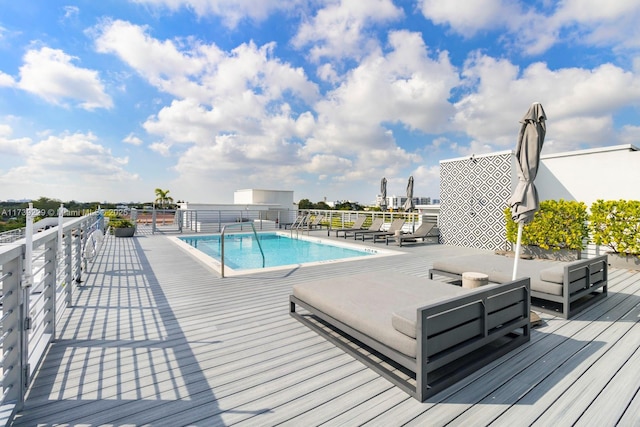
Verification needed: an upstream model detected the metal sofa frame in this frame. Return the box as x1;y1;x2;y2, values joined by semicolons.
429;255;608;319
290;278;530;401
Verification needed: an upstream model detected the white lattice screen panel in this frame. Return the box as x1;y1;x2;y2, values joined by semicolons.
439;153;513;251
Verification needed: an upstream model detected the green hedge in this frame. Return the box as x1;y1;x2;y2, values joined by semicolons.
109;219;134;228
590;199;640;256
504;199;589;251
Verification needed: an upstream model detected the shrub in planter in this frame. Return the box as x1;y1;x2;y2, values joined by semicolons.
110;219;136;237
504;199;589;256
590;199;640;261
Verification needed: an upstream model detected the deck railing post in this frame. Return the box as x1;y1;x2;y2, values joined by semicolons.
1;250;25;408
72;227;82;284
63;229;72;305
43;239;57;337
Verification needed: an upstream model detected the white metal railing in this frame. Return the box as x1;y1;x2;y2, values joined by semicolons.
0;204;103;425
133;208;438;236
0;229;25;245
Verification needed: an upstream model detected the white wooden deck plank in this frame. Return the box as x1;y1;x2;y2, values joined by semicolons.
413;272;640;426
10;232;640;426
232;370;381;426
573;329;640;426
616;386;640;426
276;380;398;426
530;319;640;425
316;388;409;427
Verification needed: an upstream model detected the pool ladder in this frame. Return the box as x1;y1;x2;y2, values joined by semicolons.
289;212;310;239
220;222;265;278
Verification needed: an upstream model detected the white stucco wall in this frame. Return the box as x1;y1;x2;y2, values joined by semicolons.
233;189;295;207
536;145;640;206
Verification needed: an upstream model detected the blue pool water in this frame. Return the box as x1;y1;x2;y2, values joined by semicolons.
179;233;373;270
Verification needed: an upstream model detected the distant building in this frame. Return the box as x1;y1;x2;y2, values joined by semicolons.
376;195;431;210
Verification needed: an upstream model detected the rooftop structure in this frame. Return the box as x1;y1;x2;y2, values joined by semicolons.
439;144;640;252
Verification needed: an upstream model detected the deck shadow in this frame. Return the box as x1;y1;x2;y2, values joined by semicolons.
11;235;233;425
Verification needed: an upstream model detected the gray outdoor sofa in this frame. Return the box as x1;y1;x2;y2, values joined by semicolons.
290;271;530;401
429;254;608;319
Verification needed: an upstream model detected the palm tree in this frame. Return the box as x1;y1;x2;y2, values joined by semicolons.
154;188;174;209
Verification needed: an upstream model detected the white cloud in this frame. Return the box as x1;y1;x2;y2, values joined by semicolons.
619;125;640;145
0;124;31;156
418;0;513;37
419;0;640;55
130;0;302;28
123;133;143;146
95;22;461;196
553;1;640;51
453;53;640;154
0;131;138;200
149;141;172;156
307;30;459;159
95;20;318;106
94;19;207;94
410;164;440;200
15;47;113;110
63;6;79;19
25;132;134;177
292;0;403;62
0;71;15;87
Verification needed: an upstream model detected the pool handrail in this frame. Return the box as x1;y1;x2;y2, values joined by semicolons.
220;222;265;278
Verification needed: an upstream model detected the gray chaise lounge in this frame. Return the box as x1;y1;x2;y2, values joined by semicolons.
386;222;440;246
429;254;608;319
348;218;383;239
331;215;366;237
290;271;530;401
370;218;406;242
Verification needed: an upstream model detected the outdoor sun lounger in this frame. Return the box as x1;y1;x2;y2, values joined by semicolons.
307;214;325;230
370;218;406;242
331;216;367;237
386;222;439;246
290;271;530;401
429;253;608;319
284;214;307;229
350;218;384;240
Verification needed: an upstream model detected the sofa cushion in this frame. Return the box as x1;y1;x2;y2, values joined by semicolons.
432;254;564;296
539;264;566;284
293;271;470;358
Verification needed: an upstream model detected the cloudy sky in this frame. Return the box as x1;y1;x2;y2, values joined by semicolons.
1;1;640;204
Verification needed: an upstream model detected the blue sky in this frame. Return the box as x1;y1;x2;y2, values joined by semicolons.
1;0;639;204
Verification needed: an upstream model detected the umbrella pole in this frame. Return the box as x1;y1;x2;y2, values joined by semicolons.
512;222;523;280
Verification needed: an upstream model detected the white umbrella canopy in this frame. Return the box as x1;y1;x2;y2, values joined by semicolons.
509;102;547;279
403;176;415;212
380;177;387;211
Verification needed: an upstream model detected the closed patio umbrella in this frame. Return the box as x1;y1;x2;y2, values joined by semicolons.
509;102;547;280
403;176;414;212
380;177;387;211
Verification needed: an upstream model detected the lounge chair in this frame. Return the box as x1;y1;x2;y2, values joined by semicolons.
290;271;530;401
307;214;326;230
386;222;439;246
429;253;608;319
331;216;367;237
350;218;384;240
370;218;406;242
284;214;308;229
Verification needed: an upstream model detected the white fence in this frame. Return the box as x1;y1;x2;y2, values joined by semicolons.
0;207;103;425
131;208;437;235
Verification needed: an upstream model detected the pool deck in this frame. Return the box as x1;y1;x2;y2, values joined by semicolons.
10;230;640;426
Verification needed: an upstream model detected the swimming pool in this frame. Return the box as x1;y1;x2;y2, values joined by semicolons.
171;232;399;275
